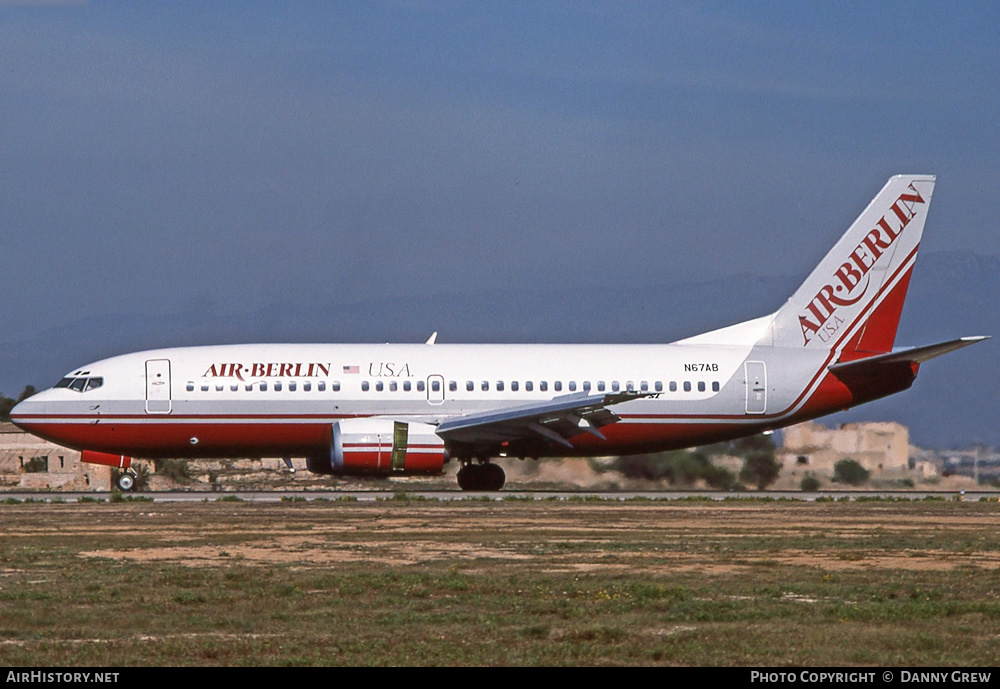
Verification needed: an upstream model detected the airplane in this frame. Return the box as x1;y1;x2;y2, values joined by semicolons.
10;174;987;491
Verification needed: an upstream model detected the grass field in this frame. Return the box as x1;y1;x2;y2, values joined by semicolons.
1;497;999;666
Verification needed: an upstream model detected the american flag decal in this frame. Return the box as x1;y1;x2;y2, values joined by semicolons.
343;365;359;374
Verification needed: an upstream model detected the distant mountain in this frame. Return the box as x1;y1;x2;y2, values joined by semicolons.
1;251;995;448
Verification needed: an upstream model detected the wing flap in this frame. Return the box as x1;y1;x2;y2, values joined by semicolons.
435;392;648;448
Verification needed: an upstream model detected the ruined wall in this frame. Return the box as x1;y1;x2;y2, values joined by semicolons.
0;423;110;490
780;421;910;475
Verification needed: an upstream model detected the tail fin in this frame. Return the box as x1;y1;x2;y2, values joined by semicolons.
766;174;936;355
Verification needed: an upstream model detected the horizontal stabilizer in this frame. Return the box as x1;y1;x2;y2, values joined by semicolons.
829;336;989;376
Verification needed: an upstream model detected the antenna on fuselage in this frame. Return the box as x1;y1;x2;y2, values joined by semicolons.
425;332;438;345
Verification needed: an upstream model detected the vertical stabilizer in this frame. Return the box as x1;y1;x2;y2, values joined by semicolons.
766;175;935;356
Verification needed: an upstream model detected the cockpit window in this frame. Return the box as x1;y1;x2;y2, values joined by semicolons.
59;376;104;393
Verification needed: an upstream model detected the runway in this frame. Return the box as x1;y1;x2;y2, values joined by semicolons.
3;488;998;503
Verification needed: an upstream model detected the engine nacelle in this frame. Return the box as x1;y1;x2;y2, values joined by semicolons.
81;450;133;469
309;419;446;476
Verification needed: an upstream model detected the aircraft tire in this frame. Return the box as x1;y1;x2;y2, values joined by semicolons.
457;463;505;491
484;463;506;491
117;473;134;492
456;464;477;491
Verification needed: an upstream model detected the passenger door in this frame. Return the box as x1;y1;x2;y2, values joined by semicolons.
744;361;766;414
145;359;172;414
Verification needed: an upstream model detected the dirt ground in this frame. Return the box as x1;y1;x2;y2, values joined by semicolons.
4;498;1000;666
6;499;998;573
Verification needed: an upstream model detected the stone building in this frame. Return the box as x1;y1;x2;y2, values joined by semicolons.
0;422;111;490
779;421;910;480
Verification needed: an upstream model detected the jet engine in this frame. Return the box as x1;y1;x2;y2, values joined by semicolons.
306;419;446;475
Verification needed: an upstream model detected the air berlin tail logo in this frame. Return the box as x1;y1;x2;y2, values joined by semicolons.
799;184;926;346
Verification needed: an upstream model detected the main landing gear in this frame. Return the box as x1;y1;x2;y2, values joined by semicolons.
456;461;506;492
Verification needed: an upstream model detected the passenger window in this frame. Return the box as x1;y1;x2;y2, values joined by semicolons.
683;381;691;392
245;384;253;392
525;381;533;392
186;383;195;392
274;382;282;391
496;381;504;392
712;381;720;392
390;381;398;392
568;381;576;392
640;381;648;392
260;382;268;391
511;381;519;392
554;381;562;392
417;381;425;392
698;381;706;392
449;381;457;392
362;381;370;391
403;381;411;392
669;381;677;392
540;381;548;392
582;381;590;392
289;382;297;392
597;381;605;392
466;381;474;392
304;381;312;392
482;381;489;391
431;380;440;392
201;384;209;392
612;381;620;392
655;381;663;392
216;385;223;392
626;381;635;392
376;381;384;392
230;384;238;392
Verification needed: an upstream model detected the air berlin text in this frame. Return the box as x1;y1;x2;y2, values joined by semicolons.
201;363;332;381
799;184;926;346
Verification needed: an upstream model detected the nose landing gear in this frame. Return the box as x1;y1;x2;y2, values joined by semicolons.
456;461;506;491
117;469;137;492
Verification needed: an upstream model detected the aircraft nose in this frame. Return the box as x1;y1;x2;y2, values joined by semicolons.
10;400;28;429
9;397;43;431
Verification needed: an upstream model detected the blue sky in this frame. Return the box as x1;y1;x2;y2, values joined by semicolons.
2;1;998;345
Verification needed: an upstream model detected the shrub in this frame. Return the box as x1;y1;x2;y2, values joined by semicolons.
611;450;736;489
22;457;48;473
800;475;821;491
735;434;781;490
740;451;781;490
832;459;870;486
159;459;191;483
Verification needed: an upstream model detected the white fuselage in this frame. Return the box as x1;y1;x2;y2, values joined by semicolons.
10;340;837;462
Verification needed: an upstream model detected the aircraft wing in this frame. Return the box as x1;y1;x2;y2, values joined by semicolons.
435;391;650;449
829;336;989;376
